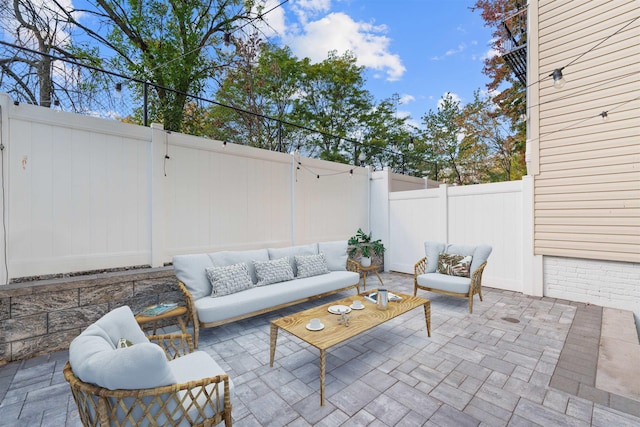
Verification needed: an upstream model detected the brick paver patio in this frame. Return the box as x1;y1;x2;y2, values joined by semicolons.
1;272;638;426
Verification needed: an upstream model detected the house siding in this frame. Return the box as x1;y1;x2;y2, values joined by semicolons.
533;0;640;263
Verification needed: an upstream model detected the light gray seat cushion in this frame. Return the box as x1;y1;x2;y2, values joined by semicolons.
194;270;359;324
169;350;234;421
416;272;471;294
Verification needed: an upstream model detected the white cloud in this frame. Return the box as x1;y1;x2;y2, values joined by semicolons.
265;4;406;82
482;48;500;60
445;43;466;56
399;94;415;105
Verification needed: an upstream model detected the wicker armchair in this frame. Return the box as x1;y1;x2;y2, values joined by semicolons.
65;307;232;426
414;241;492;313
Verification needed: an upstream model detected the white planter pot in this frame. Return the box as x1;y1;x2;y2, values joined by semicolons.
360;257;371;267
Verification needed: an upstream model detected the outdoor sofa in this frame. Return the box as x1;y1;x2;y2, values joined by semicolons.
174;241;360;347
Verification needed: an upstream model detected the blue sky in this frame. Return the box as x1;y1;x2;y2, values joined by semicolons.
259;0;498;128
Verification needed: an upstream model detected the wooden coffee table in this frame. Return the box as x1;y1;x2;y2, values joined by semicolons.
269;289;430;405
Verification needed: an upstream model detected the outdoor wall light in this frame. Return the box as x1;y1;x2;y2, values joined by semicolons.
550;68;566;89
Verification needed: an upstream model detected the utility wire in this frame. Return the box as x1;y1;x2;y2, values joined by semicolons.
526;15;639;89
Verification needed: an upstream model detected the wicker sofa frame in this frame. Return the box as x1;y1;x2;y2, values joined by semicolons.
64;334;232;427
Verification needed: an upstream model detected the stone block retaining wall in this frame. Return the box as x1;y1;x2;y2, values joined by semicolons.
0;267;180;363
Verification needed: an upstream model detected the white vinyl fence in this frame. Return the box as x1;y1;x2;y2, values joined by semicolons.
372;170;527;293
0;94;369;282
0;92;528;293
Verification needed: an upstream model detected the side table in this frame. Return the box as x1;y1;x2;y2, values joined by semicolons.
357;263;383;291
135;305;188;336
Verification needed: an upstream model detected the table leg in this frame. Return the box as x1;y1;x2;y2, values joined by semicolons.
374;271;383;286
320;349;326;406
423;302;431;337
269;324;279;367
362;271;367;291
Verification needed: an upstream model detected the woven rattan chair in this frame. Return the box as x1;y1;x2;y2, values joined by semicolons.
414;241;492;313
65;307;232;426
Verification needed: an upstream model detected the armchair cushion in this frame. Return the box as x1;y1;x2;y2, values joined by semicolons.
437;253;472;277
424;241;446;273
169;350;235;418
69;306;176;390
417;272;472;294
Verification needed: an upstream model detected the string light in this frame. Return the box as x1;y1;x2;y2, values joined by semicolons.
550;68;566;89
600;111;608;122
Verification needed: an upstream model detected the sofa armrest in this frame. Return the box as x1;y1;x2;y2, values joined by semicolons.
177;280;201;348
470;261;487;295
414;257;426;277
148;333;194;359
346;258;359;272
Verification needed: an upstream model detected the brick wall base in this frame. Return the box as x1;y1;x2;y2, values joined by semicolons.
543;256;640;336
0;267;180;364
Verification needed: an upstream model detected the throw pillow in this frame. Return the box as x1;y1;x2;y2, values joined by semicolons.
295;253;330;278
437;253;473;277
253;257;294;286
206;263;254;297
117;338;134;348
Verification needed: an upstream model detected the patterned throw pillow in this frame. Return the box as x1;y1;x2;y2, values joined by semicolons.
437;253;473;277
295;253;330;278
253;257;294;286
206;263;254;297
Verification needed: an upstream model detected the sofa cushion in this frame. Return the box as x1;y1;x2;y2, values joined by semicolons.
206;263;254;297
318;240;348;271
209;249;270;284
295;253;330;278
69;306;176;390
416;272;471;295
268;244;318;276
424;241;446;273
194;271;359;324
437;253;472;277
254;257;294;286
173;254;216;300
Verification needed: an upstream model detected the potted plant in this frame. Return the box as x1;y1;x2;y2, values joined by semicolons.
348;228;385;267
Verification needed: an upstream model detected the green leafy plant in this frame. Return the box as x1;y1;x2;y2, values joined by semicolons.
348;228;385;258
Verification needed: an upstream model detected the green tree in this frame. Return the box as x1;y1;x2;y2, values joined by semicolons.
461;90;525;181
57;0;259;132
291;50;374;163
211;36;302;151
471;0;526;173
421;93;487;185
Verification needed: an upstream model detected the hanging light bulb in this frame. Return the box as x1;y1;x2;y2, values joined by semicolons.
223;33;231;46
600;111;608;122
114;82;123;99
550;68;566;89
519;111;527;122
408;137;415;151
